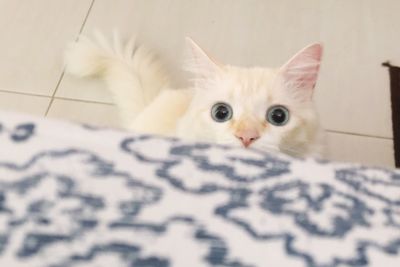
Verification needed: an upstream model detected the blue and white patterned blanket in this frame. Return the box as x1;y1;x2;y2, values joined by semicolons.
0;111;399;267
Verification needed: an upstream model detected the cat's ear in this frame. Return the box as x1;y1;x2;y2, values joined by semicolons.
184;37;223;81
279;43;323;101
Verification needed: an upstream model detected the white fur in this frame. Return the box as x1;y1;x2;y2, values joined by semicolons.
65;31;170;126
65;33;324;158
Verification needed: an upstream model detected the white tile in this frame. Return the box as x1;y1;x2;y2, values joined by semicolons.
316;0;400;138
325;131;395;168
46;99;120;128
56;75;113;104
57;0;320;101
0;0;93;96
0;91;50;115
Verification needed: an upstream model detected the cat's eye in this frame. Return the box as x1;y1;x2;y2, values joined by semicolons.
211;103;233;122
266;105;290;126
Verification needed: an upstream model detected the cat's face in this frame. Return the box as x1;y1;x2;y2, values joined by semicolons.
180;39;323;157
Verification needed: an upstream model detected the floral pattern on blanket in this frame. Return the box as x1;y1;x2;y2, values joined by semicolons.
0;112;399;267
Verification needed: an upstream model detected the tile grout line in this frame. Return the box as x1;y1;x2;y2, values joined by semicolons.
45;0;97;116
54;97;114;106
44;72;65;116
0;88;113;105
0;89;50;98
326;129;393;140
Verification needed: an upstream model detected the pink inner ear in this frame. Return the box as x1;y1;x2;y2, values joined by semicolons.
281;43;323;98
184;37;222;78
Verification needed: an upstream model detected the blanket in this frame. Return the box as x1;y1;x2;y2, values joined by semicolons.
0;111;399;267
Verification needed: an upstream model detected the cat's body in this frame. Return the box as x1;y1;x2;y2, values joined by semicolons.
65;32;324;157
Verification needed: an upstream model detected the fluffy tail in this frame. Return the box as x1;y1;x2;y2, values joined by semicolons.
64;31;170;125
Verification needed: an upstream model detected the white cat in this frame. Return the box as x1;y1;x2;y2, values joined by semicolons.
65;32;324;157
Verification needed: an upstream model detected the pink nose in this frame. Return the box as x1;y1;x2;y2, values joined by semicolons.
235;129;260;148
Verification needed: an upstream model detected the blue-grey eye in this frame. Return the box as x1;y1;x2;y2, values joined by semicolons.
211;103;233;122
267;105;289;126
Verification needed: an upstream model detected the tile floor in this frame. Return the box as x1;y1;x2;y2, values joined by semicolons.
0;0;396;168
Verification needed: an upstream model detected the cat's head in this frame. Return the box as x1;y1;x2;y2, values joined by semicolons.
179;38;323;157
